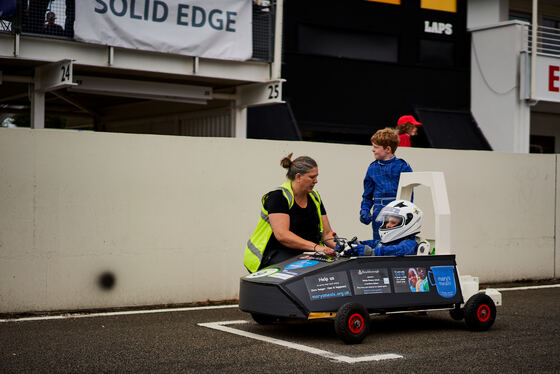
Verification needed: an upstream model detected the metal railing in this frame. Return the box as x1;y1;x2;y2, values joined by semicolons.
0;0;276;62
527;24;560;57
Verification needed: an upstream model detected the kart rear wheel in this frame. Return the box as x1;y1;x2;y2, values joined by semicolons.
251;313;276;325
464;293;496;331
334;303;369;344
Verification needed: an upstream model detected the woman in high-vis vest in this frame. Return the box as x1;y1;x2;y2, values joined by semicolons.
244;153;338;273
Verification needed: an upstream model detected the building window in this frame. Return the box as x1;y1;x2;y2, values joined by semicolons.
542;18;560;55
509;11;531;23
297;24;398;63
418;39;454;67
543;18;560;29
530;135;555;154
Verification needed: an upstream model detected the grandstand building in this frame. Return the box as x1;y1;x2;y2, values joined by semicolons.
1;0;559;152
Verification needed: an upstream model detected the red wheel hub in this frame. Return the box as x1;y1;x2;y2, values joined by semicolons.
348;313;364;334
477;304;491;322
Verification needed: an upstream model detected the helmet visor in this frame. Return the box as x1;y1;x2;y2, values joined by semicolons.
376;206;404;230
378;214;403;230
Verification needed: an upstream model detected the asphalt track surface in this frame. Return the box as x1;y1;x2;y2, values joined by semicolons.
1;285;559;373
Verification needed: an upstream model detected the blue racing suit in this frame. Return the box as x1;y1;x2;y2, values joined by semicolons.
360;156;412;241
360;237;418;256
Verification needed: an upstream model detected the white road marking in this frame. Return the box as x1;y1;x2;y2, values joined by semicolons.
0;304;239;323
493;284;560;292
1;283;558;323
198;320;403;364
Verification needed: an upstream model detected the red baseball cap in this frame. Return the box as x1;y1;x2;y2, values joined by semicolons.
397;115;422;126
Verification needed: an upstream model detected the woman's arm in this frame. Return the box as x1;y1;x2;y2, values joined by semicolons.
269;213;336;256
320;214;336;249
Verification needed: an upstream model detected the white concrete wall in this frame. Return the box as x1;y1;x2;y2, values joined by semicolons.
0;129;558;313
467;0;509;29
470;22;531;153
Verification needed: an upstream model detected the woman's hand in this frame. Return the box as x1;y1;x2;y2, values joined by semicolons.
314;245;336;257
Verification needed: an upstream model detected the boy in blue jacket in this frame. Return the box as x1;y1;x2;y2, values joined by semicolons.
360;128;413;241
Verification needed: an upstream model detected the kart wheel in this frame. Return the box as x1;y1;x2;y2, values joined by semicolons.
464;293;496;331
251;313;276;325
334;303;369;344
449;306;464;321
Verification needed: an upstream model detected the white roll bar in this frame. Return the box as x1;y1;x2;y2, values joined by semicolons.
396;172;451;255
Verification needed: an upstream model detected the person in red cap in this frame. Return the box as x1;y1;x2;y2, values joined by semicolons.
396;115;422;147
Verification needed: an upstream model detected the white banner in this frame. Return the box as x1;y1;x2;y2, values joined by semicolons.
75;0;252;61
536;55;560;103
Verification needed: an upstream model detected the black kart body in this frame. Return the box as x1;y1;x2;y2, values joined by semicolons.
239;253;463;319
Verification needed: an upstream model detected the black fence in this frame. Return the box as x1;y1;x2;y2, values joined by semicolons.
252;0;276;62
0;0;275;62
0;0;73;37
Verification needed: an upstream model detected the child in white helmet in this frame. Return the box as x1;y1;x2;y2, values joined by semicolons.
352;200;422;256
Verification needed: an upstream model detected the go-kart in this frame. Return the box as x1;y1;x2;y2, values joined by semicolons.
239;172;502;344
239;235;500;344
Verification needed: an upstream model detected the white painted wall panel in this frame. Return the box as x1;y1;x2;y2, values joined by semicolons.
0;129;557;313
470;22;531;153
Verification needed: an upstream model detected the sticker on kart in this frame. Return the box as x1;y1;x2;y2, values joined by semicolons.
245;267;280;279
350;268;391;295
304;271;351;300
285;260;319;270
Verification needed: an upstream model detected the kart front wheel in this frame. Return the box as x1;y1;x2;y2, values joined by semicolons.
334;303;370;344
464;293;496;331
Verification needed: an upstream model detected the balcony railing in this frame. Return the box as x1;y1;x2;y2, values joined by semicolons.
527;24;560;57
0;0;276;62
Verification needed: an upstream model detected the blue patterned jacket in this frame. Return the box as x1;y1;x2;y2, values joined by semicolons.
361;237;418;256
360;156;412;215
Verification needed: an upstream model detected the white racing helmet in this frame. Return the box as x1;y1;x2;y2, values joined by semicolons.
375;200;423;243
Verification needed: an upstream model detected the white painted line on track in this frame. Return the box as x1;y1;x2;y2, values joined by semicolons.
2;283;558;323
198;320;403;364
0;304;239;323
493;284;560;292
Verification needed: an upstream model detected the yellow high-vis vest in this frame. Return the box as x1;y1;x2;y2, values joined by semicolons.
244;181;324;273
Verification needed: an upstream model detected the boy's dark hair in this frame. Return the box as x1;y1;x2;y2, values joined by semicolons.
371;128;399;154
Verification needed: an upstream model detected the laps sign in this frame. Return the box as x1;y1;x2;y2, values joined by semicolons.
75;0;252;61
